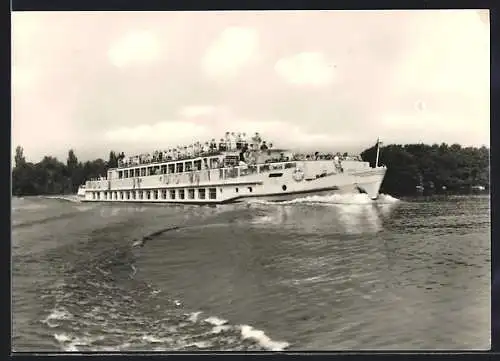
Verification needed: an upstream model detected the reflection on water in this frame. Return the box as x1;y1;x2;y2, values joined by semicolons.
248;193;400;236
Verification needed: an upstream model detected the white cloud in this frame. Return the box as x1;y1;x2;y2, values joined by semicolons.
202;26;260;79
384;10;490;147
274;52;335;86
104;121;207;146
178;105;217;118
380;111;489;146
394;11;489;97
101;107;351;153
107;30;161;68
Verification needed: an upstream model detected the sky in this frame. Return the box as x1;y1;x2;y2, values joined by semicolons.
12;10;490;162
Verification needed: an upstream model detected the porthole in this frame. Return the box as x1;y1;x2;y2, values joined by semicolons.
282;185;287;191
248;187;253;193
235;187;239;193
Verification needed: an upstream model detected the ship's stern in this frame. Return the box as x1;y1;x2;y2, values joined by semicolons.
77;185;86;199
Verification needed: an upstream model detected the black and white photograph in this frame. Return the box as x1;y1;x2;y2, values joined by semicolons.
12;10;490;352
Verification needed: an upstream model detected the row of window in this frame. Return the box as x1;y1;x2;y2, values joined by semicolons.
91;188;219;201
115;162;297;179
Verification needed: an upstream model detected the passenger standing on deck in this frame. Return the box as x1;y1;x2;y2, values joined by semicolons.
226;132;231;150
230;132;236;150
252;132;262;149
241;132;248;149
239;148;246;162
236;133;242;150
224;132;231;150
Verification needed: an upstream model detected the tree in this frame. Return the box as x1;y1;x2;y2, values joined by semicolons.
66;149;80;192
67;149;78;172
108;151;118;169
14;146;25;168
361;142;490;196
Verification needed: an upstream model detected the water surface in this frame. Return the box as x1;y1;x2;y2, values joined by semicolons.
12;194;490;351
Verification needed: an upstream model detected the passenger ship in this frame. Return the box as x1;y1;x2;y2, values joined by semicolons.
78;134;387;204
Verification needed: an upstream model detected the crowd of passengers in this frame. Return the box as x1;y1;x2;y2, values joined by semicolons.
115;131;361;168
118;132;268;167
272;152;361;163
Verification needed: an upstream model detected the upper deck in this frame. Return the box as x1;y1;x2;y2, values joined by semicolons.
85;131;366;189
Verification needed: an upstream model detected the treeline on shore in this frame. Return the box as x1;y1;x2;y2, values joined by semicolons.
360;142;489;196
11;143;489;197
12;146;122;196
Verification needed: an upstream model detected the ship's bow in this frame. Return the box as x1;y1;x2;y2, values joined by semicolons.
355;166;387;200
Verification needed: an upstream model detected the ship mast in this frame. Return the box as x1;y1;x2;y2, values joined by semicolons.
375;138;381;168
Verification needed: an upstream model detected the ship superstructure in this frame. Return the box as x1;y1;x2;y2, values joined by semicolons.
78;133;386;204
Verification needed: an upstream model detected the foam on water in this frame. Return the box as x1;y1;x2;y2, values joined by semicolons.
42;195;82;203
240;325;290;351
250;193;399;207
211;325;232;334
187;311;202;323
141;335;164;343
183;311;289;351
377;193;400;204
33;206;292;352
191;341;213;349
204;316;228;326
54;333;71;343
41;307;73;328
54;332;106;351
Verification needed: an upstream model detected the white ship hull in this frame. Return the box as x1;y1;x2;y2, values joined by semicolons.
80;159;386;205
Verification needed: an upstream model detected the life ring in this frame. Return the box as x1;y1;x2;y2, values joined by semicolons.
293;167;304;182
